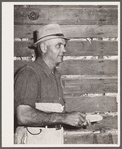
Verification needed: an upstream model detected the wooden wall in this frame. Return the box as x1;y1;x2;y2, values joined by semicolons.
14;5;118;144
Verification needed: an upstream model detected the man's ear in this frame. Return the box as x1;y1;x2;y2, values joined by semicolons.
40;42;47;53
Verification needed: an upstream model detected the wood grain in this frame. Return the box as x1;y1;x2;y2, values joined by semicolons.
14;5;118;9
64;129;118;144
66;40;118;56
62;78;117;94
57;59;117;75
14;41;34;57
87;115;118;131
14;40;118;57
14;25;118;38
64;96;117;113
14;5;117;25
14;59;117;76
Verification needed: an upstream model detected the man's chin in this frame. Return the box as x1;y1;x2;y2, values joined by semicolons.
56;60;63;66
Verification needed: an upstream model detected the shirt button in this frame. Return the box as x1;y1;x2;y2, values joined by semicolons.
59;97;61;100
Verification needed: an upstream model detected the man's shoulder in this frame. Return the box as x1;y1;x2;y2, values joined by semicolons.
18;61;43;73
15;60;46;81
14;62;37;80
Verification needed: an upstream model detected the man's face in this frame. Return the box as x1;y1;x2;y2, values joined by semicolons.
45;38;67;65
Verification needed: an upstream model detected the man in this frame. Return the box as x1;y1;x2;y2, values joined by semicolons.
14;24;88;144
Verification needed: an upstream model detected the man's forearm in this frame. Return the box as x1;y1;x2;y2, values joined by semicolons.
16;105;87;127
16;105;66;127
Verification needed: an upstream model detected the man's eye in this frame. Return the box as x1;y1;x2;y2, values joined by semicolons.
56;43;66;49
56;44;61;48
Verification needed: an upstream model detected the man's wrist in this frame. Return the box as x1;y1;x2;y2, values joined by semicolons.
49;112;67;125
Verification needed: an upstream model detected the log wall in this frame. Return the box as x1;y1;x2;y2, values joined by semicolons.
14;5;118;144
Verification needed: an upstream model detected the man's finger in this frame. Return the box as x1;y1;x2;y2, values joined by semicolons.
79;115;85;123
78;112;86;118
86;119;91;126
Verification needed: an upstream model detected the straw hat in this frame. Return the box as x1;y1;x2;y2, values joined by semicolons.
34;24;70;46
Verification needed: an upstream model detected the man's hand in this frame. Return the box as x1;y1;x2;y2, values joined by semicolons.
64;111;87;127
16;105;90;127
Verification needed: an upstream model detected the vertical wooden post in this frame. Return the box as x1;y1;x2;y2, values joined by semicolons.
93;134;98;144
108;133;113;144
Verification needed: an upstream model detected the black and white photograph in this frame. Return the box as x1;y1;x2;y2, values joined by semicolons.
2;1;120;147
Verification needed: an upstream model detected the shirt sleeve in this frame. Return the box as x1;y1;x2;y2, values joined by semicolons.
14;68;39;111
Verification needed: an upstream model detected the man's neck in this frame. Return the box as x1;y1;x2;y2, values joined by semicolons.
42;56;55;71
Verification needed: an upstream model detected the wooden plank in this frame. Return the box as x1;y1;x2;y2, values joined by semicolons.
66;40;118;56
14;59;117;76
62;78;117;94
57;59;117;75
14;40;118;57
14;5;118;9
64;116;118;144
64;130;118;144
14;25;118;38
64;96;117;113
87;115;118;131
14;6;117;25
14;41;35;57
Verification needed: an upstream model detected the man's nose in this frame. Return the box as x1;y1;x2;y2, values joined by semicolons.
62;46;66;53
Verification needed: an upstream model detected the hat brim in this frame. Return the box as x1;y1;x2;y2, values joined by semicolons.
33;35;70;46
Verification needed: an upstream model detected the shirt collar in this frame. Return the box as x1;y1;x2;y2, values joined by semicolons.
35;57;60;77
